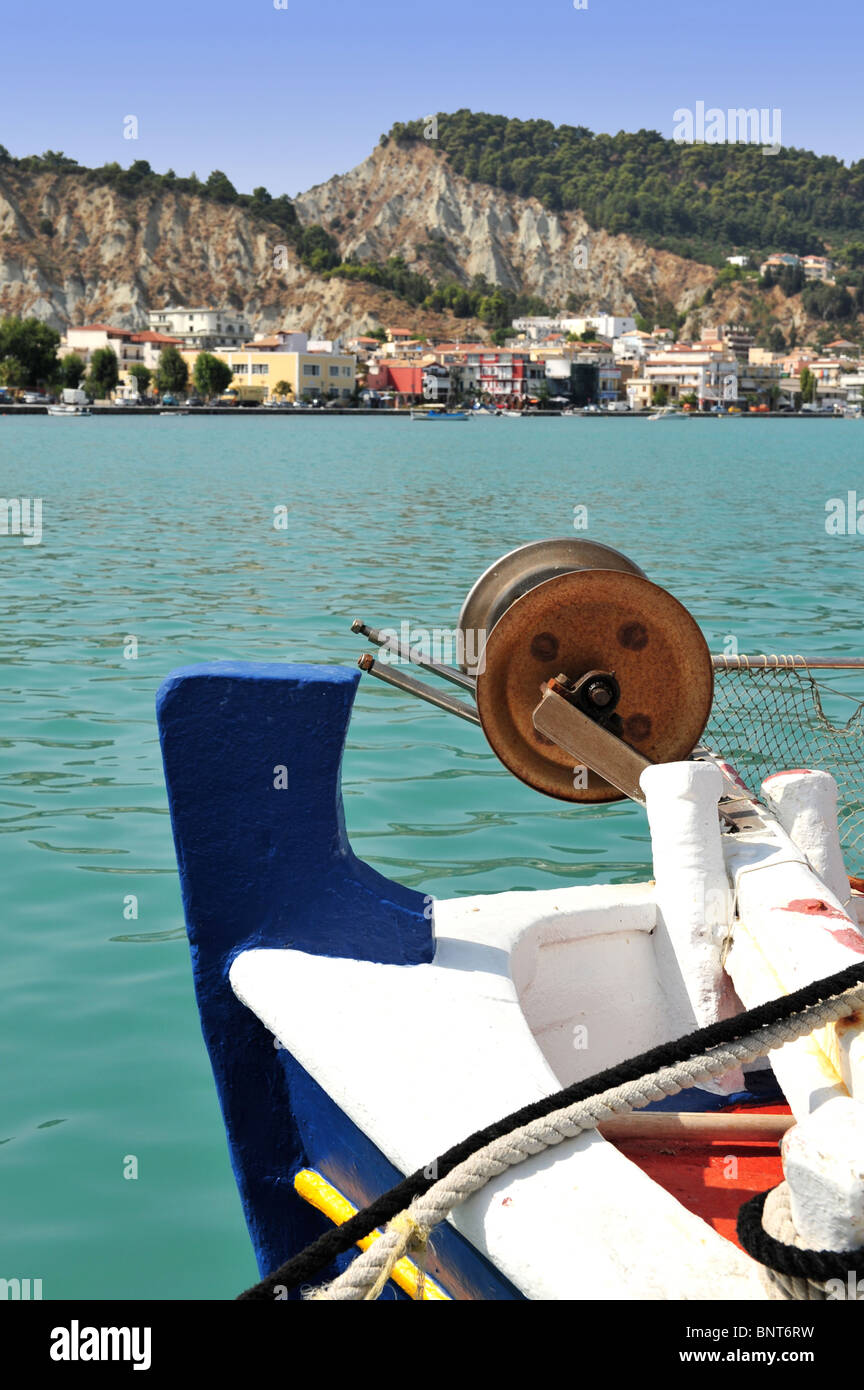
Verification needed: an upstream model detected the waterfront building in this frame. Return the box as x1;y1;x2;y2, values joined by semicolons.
147;306;251;349
626;349;739;408
60;324;185;394
364;359;423;404
182;341;357;402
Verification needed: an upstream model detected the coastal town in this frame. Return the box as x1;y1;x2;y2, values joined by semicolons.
1;248;863;414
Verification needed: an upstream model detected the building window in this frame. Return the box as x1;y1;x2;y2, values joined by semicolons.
303;365;320;376
329;366;339;377
251;363;268;375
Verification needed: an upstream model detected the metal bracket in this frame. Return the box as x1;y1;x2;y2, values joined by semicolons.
531;686;652;803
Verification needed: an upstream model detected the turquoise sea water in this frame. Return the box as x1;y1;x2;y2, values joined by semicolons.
1;415;862;1299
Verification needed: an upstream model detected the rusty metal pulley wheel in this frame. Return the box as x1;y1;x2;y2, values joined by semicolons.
475;568;714;803
456;538;646;676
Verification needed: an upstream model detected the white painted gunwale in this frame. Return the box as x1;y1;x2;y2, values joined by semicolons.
230;881;766;1300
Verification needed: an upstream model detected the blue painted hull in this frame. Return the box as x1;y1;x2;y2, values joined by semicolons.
157;662;522;1298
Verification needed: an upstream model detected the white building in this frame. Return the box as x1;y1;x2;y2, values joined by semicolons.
147;306;251;349
613;329;656;360
422;364;451;401
626;350;739;409
801;256;834;283
247;331;308;352
512;314;637;343
725;255;749;267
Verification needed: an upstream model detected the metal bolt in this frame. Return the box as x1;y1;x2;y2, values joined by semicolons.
587;681;613;708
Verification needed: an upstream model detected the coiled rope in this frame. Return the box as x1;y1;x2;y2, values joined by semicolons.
737;1185;863;1300
237;960;864;1301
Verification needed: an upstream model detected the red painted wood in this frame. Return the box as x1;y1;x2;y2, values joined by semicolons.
614;1105;791;1249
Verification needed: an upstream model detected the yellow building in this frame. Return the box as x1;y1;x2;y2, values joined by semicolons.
180;343;357;402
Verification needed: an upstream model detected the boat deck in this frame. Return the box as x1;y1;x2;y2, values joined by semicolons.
616;1103;790;1250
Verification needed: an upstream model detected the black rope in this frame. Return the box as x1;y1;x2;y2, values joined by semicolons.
237;958;864;1299
737;1188;863;1283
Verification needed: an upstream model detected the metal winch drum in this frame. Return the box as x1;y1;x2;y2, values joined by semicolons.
352;539;716;805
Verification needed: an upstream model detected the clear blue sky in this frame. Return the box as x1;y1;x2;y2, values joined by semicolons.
2;0;861;196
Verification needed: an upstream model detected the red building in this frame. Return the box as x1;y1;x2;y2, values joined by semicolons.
365;361;424;401
477;352;545;402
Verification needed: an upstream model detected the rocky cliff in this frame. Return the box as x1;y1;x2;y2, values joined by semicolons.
0;162;483;339
0;139;723;338
295;141;715;319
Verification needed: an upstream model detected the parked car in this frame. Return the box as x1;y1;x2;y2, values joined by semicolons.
185;395;203;407
161;394;179;407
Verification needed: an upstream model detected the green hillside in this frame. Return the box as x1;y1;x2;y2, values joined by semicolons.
386;112;864;265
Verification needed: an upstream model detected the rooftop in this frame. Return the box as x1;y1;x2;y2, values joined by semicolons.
67;323;134;336
129;330;183;344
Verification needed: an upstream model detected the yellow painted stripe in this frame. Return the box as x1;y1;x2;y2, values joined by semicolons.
293;1168;450;1301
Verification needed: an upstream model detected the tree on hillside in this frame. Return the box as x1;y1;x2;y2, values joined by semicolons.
60;353;86;388
0;316;61;388
128;364;152;397
85;347;119;399
802;281;853;321
155;345;189;395
193;352;232;399
206;169;238;202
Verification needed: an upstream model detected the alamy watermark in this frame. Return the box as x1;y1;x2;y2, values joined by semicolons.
825;491;864;535
673;102;781;156
1;497;42;545
377;622;487;674
1;1277;43;1299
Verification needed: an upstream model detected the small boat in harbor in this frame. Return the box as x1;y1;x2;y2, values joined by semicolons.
410;407;470;420
647;405;690;421
157;539;864;1301
46;403;91;416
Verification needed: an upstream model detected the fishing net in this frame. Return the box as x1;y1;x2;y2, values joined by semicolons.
705;664;864;879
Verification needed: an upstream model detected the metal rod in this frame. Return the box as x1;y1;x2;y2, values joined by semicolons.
357;655;481;725
351;620;477;692
712;655;864;670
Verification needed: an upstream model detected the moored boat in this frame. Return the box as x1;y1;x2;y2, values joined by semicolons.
157;540;864;1301
410;406;470;420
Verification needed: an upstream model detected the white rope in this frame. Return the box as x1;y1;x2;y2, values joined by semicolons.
309;977;864;1300
758;1184;829;1301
